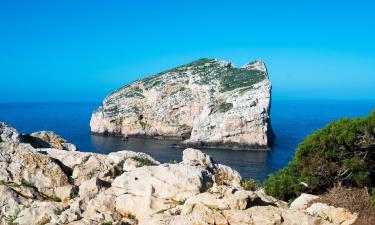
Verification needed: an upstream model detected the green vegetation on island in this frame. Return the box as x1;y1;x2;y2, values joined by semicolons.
115;58;267;100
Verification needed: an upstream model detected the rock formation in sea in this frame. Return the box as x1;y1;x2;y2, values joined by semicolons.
0;122;358;225
90;58;274;150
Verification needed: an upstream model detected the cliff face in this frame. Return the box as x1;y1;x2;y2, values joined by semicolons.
90;58;274;150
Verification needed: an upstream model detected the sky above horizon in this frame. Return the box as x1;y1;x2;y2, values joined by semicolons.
1;0;374;102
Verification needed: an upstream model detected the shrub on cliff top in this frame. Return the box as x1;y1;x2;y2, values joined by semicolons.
264;110;375;201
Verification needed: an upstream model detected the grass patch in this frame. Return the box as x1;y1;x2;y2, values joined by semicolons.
287;197;296;207
130;105;140;114
177;198;186;205
122;86;145;99
128;214;137;222
4;210;22;224
130;156;157;167
139;121;148;130
218;102;233;113
241;178;261;191
70;189;79;199
68;176;74;185
50;196;61;202
208;206;225;211
219;69;266;92
318;185;375;225
179;124;191;130
117;159;125;168
138;120;150;130
156;207;170;214
206;181;213;189
21;179;35;188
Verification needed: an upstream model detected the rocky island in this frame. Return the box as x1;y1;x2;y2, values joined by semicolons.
0;122;359;225
90;58;274;150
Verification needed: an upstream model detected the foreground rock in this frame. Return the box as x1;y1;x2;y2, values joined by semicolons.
0;122;21;142
23;130;77;151
0;121;77;151
90;58;274;150
0;124;358;225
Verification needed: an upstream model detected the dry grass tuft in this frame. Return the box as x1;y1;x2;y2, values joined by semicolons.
317;184;375;225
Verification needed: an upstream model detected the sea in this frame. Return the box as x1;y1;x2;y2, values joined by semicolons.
0;100;374;181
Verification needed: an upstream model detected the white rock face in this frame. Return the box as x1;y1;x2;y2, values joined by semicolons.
306;203;358;225
113;163;210;220
90;58;274;150
290;193;320;210
0;122;21;142
26;130;77;151
0;142;69;196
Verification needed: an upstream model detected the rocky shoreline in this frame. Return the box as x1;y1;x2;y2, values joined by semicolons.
0;121;358;225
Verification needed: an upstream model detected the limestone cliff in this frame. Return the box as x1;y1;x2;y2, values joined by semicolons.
90;58;274;150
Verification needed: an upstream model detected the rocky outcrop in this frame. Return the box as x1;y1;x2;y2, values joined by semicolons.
0;124;358;225
0;142;69;196
0;122;21;142
1;121;77;151
23;131;77;151
90;58;274;150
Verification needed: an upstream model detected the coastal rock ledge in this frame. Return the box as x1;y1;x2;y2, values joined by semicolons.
90;58;274;150
0;122;358;225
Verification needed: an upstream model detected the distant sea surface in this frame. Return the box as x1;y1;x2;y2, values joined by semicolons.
0;100;374;180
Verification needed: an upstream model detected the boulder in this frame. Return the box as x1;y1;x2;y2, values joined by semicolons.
182;148;242;187
113;163;211;220
183;186;257;211
0;142;69;196
54;185;78;203
78;178;110;199
182;148;214;170
290;193;320;210
108;150;159;165
44;149;92;169
14;201;67;225
23;131;77;151
81;190;118;220
213;164;242;187
0;122;21;142
121;157;144;171
306;203;358;225
71;154;113;184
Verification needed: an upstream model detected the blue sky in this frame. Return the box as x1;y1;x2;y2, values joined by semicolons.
1;0;374;102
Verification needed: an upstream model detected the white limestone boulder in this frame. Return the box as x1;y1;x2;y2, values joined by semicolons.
0;122;21;142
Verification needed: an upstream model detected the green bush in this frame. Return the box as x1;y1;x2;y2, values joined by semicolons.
264;110;375;201
372;189;375;208
130;156;157;167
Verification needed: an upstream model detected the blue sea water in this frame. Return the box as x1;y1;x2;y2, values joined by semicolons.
0;100;374;180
